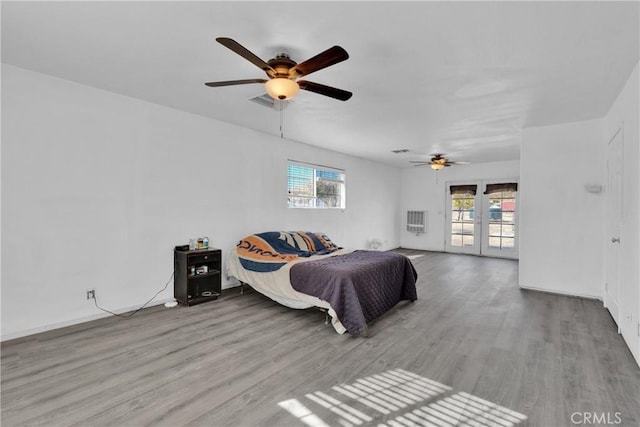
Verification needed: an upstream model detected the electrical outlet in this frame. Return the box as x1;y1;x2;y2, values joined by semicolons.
86;289;95;300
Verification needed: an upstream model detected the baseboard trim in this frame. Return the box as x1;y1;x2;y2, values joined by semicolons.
519;284;602;301
398;247;519;260
3;283;245;342
1;298;175;342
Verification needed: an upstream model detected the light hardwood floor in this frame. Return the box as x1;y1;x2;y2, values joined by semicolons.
2;250;639;427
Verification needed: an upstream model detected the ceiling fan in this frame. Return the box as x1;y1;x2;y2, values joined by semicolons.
205;37;352;101
410;154;470;170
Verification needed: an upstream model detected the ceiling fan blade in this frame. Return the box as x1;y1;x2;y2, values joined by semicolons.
450;161;471;165
205;78;268;87
289;46;349;78
216;37;275;76
297;80;352;101
409;161;430;164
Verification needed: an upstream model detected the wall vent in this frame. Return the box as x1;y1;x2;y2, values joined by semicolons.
407;210;426;234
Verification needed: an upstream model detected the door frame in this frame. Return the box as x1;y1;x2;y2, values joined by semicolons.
605;126;623;329
445;179;519;259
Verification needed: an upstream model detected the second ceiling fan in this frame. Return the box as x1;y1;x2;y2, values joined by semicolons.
410;154;470;170
205;37;352;101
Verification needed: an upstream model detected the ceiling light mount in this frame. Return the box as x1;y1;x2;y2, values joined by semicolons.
267;53;297;76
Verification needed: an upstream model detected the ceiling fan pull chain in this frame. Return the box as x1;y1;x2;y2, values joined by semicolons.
280;100;284;138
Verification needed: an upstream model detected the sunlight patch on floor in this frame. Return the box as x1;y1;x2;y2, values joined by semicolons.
278;368;527;426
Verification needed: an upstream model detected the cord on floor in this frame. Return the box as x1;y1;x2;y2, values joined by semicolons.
92;272;175;318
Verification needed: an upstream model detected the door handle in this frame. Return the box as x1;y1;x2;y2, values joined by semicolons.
611;237;620;243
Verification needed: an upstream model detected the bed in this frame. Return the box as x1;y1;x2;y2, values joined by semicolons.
226;231;418;335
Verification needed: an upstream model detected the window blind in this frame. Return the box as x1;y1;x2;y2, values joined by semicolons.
450;184;478;195
287;160;345;209
484;183;518;194
287;164;314;198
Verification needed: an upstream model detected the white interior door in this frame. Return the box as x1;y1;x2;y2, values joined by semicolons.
605;128;622;329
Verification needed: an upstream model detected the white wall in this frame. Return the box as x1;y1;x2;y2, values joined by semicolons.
400;160;520;251
605;62;639;364
520;119;605;298
1;64;401;340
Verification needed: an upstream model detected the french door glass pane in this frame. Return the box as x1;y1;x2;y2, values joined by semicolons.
487;191;516;250
501;237;515;249
451;193;475;248
463;234;475;247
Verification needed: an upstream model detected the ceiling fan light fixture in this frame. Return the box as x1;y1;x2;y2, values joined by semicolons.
431;163;445;171
265;78;299;100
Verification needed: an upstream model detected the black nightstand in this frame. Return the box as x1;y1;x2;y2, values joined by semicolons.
174;247;221;306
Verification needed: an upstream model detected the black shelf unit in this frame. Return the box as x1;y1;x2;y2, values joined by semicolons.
174;247;221;306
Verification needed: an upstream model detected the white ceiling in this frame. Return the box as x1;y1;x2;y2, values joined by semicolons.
2;1;638;167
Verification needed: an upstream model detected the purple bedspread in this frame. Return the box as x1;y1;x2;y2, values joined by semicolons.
290;250;418;335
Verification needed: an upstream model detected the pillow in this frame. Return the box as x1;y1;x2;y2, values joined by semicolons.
313;232;340;252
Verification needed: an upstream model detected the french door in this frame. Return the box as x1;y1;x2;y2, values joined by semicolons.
445;180;519;259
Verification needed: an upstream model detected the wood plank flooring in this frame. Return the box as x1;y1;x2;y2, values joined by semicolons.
2;250;639;427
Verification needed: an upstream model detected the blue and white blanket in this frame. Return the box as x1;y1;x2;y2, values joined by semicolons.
236;231;340;272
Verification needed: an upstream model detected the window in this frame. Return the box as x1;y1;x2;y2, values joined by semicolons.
287;161;345;208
